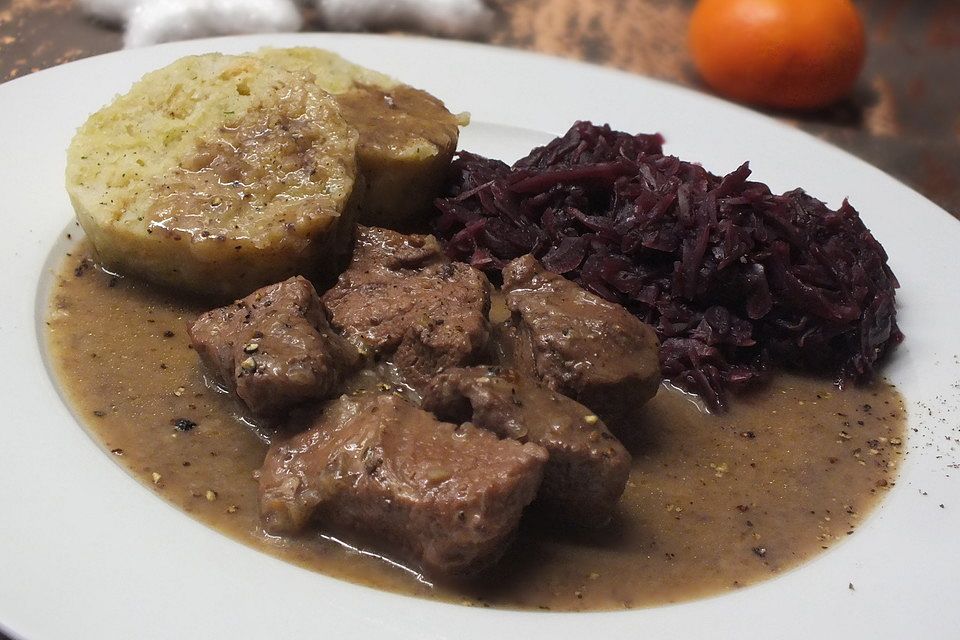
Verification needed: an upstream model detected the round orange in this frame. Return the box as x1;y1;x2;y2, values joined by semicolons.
688;0;866;110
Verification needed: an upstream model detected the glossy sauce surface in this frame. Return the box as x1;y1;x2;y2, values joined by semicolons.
45;242;906;611
147;104;351;244
336;84;461;158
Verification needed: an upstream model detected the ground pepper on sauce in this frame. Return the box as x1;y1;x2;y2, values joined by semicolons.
44;243;907;611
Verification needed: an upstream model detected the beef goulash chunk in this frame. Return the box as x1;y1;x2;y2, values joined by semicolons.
423;366;631;525
188;276;360;416
501;255;661;437
259;392;547;576
322;226;492;388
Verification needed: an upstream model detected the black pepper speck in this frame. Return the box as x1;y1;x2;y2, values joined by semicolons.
173;418;197;431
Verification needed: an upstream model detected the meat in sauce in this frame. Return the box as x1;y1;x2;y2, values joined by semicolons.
423;366;631;525
322;226;492;389
45;240;908;611
188;276;360;416
501;255;661;438
259;392;547;575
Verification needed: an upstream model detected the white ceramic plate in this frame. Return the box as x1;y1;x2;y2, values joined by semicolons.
1;33;958;640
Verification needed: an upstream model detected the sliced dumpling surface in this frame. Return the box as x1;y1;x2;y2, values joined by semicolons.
255;46;464;230
66;53;361;298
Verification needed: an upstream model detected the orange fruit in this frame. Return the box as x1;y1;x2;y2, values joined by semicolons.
688;0;866;110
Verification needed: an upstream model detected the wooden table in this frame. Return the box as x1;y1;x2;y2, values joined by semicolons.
0;0;957;215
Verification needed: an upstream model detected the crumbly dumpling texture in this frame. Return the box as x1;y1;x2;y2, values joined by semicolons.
254;46;399;95
254;47;464;229
66;53;360;299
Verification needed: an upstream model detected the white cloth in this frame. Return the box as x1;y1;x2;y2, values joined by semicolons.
78;0;493;48
124;0;302;48
315;0;494;38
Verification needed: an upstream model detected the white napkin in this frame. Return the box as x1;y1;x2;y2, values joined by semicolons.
316;0;493;38
78;0;494;48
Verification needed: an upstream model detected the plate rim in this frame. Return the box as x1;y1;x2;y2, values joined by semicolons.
1;32;959;640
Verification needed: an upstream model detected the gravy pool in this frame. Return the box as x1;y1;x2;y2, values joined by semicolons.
44;241;906;611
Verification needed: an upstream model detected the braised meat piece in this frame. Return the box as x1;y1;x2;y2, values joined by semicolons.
423;366;631;525
188;276;360;416
322;226;492;389
501;255;660;436
259;392;547;576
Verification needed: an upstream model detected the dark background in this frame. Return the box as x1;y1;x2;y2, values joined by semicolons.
1;0;957;217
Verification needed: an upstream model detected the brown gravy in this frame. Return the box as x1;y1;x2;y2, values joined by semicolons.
336;84;461;157
44;242;907;611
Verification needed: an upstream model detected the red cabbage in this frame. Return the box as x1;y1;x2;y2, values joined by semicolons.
433;121;903;411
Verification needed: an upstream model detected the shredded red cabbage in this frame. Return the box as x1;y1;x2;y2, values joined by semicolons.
433;121;903;410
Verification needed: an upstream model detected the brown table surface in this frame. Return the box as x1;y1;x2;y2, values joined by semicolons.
0;0;957;218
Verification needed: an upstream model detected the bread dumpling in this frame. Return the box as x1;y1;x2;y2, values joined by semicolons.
66;53;361;299
255;47;464;230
